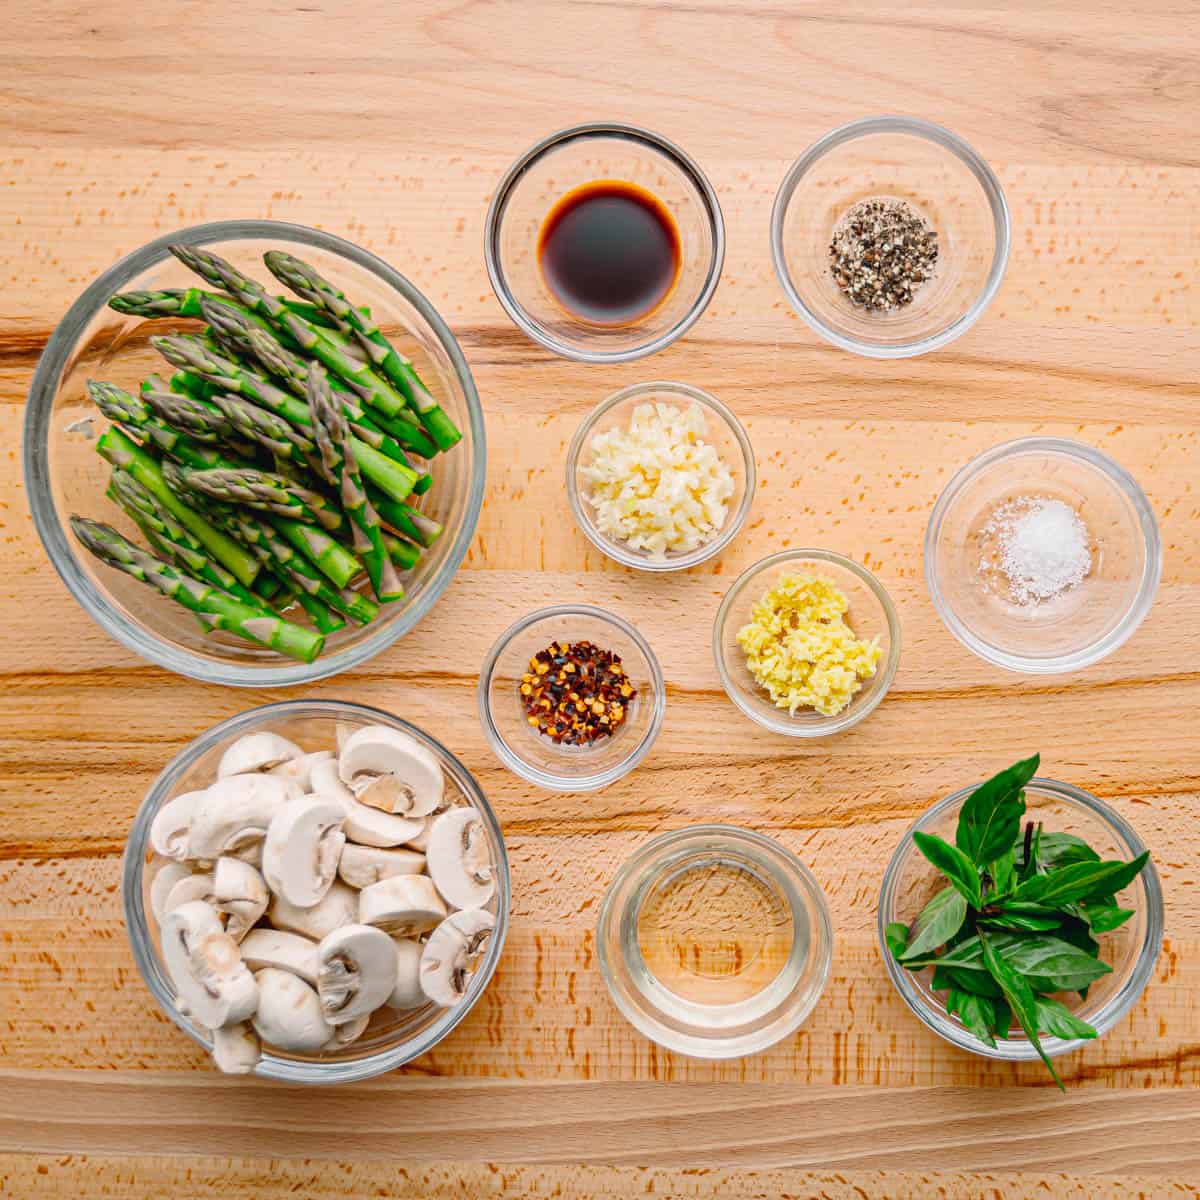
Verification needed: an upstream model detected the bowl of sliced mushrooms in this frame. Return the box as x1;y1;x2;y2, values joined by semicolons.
125;699;509;1082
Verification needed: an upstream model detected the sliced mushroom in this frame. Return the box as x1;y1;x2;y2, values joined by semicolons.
188;774;299;863
218;731;304;778
162;871;215;914
404;818;433;854
386;938;426;1010
339;799;426;849
420;909;496;1007
240;928;320;986
338;725;444;818
251;967;332;1053
316;924;399;1025
310;755;354;805
337;844;425;889
426;807;495;910
268;879;358;941
321;1013;370;1051
262;796;346;907
162;900;258;1029
270;750;334;792
211;1020;261;1075
150;862;196;922
149;790;204;862
210;856;269;942
358;874;447;936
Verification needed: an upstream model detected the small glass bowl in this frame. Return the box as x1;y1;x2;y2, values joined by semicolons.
597;825;833;1058
125;699;510;1084
770;116;1010;358
878;778;1162;1063
477;604;665;792
23;219;486;687
714;549;901;737
925;437;1161;673
565;381;755;572
484;122;724;362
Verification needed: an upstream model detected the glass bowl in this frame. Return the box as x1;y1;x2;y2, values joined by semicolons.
925;437;1160;673
597;825;833;1058
714;549;901;737
23;219;486;687
878;778;1162;1063
484;122;724;362
770;116;1010;358
477;604;665;792
125;699;509;1084
565;381;755;572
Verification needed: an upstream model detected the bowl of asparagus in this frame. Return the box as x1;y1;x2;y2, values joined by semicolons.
24;220;485;685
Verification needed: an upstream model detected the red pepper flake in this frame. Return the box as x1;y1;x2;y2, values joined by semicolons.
519;640;636;745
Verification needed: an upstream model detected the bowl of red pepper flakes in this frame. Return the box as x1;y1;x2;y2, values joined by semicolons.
478;605;665;792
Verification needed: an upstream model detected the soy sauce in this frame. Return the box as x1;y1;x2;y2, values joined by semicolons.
537;180;681;326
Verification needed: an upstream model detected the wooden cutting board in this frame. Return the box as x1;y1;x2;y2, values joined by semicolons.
1;2;1197;1196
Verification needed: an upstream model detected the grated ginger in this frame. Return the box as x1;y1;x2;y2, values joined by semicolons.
736;573;882;717
581;402;734;559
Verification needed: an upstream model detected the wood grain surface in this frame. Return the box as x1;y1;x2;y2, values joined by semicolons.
2;1;1198;1197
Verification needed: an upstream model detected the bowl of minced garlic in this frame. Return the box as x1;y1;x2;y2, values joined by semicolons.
714;550;901;737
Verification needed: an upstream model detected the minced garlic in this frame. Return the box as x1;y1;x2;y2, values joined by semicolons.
581;402;734;559
736;573;882;717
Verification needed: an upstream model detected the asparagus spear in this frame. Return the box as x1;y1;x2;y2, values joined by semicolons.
139;388;259;460
382;531;420;572
366;487;445;549
96;428;259;587
88;381;231;471
265;250;462;451
70;518;322;663
209;393;316;464
176;465;346;532
307;364;404;603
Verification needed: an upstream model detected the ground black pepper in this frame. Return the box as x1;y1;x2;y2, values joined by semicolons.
519;640;635;745
829;198;938;312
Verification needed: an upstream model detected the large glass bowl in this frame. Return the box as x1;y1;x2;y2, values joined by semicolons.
125;699;510;1084
23;219;486;686
878;778;1162;1063
771;116;1010;358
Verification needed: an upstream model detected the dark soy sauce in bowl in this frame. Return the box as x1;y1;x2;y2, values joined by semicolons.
537;180;681;326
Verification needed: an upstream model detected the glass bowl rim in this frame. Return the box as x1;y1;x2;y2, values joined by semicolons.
923;435;1162;674
476;602;667;792
713;548;902;737
22;217;487;688
876;776;1164;1060
596;822;835;1059
768;114;1012;360
483;120;726;363
122;697;511;1084
564;379;757;572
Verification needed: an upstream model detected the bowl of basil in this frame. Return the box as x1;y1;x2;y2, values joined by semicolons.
878;755;1162;1088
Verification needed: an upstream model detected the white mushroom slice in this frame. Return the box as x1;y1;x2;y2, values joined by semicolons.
322;1012;370;1050
358;874;447;936
150;862;194;922
211;1020;261;1075
188;774;299;863
426;807;495;910
163;871;215;914
240;928;320;986
316;924;399;1025
420;909;496;1007
268;880;358;941
161;900;258;1029
210;856;269;942
338;725;444;818
386;938;426;1010
270;750;334;792
310;755;354;805
149;790;204;862
251;967;332;1053
404;818;433;854
339;799;426;849
337;844;425;889
218;731;304;778
262;796;346;907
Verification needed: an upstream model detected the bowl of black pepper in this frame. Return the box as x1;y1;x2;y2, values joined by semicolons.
477;604;666;792
770;116;1010;358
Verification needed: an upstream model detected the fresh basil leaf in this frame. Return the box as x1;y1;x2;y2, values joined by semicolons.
1000;936;1112;990
1082;905;1135;934
979;911;1063;932
1036;832;1100;870
956;755;1037;866
912;831;983;909
932;963;1003;998
979;931;1064;1090
902;931;1021;972
993;996;1013;1038
899;887;968;962
948;988;998;1047
1054;918;1101;960
1011;852;1150;907
988;848;1016;899
1035;997;1099;1041
885;921;909;959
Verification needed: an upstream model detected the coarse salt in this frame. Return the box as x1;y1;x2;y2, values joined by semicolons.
983;497;1091;604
